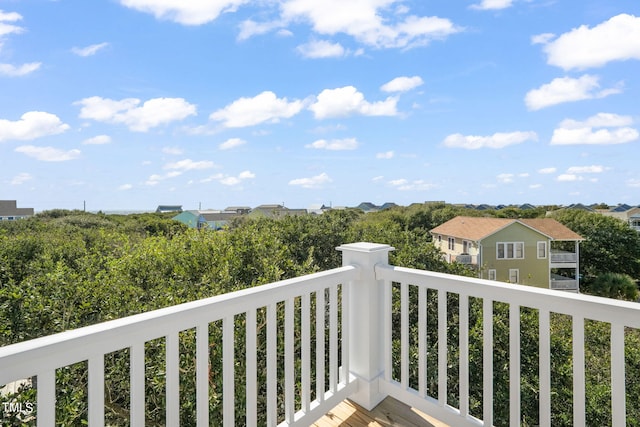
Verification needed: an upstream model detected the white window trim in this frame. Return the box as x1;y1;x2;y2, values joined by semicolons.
496;242;524;260
488;269;496;281
509;268;520;284
448;237;455;251
537;241;547;259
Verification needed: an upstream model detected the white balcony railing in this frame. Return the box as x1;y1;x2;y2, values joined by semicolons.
1;242;639;427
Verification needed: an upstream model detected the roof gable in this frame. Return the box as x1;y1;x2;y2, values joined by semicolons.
430;216;583;241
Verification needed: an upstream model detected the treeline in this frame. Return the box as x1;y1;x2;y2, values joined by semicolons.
1;204;639;425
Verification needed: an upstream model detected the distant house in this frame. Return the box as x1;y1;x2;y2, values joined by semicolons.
600;205;640;232
430;216;583;292
0;200;34;221
156;205;183;214
249;204;307;218
353;202;398;213
224;206;251;215
173;210;243;230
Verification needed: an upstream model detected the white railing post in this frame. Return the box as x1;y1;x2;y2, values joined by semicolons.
337;242;394;411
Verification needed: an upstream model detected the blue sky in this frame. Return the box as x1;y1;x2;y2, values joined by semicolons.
1;0;639;212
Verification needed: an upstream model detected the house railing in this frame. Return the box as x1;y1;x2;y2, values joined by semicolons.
2;242;639;427
455;254;476;264
550;250;578;263
550;278;579;291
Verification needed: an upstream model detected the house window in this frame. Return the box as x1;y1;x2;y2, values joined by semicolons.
496;242;524;259
463;240;471;254
448;237;455;250
509;269;520;284
438;235;442;243
488;269;496;281
537;241;547;259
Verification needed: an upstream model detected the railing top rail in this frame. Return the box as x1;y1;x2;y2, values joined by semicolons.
376;264;640;328
0;265;358;385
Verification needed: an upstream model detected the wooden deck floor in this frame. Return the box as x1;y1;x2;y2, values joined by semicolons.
313;397;449;427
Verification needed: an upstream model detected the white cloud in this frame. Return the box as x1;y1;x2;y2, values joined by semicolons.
538;167;557;174
529;184;542;189
531;33;555;45
15;145;81;162
118;184;133;191
497;173;514;184
372;175;385;182
443;131;537;149
309;86;398;119
551;113;639;145
119;0;249;26
219;137;246;150
376;150;394;159
380;76;423;93
566;165;606;174
72;42;109;57
162;146;183;155
542;14;640;70
524;75;621;110
0;62;41;77
76;96;196;132
200;170;255;186
470;0;513;11
280;0;461;49
627;179;640;188
0;10;23;38
557;174;583;182
221;170;255;186
289;172;332;189
296;40;347;58
10;172;32;185
83;135;112;145
389;178;436;191
0;111;70;142
305;138;359;150
164;159;216;171
210;91;303;128
238;19;286;41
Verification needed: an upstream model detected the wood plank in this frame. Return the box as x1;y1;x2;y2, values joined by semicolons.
314;397;450;427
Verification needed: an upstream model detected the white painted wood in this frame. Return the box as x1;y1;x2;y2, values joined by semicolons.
460;293;469;418
88;355;105;427
401;282;409;390
438;289;447;407
418;286;427;399
384;278;392;383
509;304;520;427
483;298;493;427
572;316;585;427
285;298;295;423
316;289;325;404
539;309;551;427
130;342;145;427
329;284;338;393
301;293;311;413
338;242;394;411
245;311;257;427
37;369;55;427
223;316;235;427
267;303;277;427
166;332;179;426
340;283;349;386
196;323;209;427
611;323;626;427
0;266;358;386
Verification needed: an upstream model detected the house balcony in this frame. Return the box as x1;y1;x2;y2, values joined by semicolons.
1;242;638;426
550;250;578;264
454;254;476;265
550;275;579;292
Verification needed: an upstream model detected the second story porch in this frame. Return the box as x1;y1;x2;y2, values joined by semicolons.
1;242;638;426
